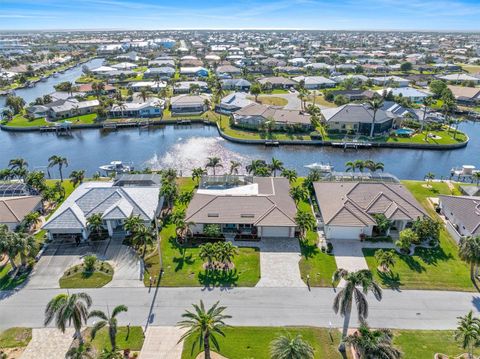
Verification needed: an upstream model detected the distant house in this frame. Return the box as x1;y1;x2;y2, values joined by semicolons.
77;83;116;96
216;92;255;114
292;76;336;89
173;81;208;94
148;59;175;67
233;103;312;130
111;62;137;70
381;101;418;122
109;99;164;118
320;103;393;135
330;74;369;84
220;79;252;92
26;105;49;119
378;87;430;103
216;65;242;77
170;94;209;116
258;76;297;89
0;196;43;231
186;176;297;239
43;181;162;241
328;90;375;101
128;81;167;92
438;74;480;85
143;67;175;79
49;99;100;120
313;181;427;240
179;66;209;78
371;75;410;87
439;195;480;242
447;85;480;106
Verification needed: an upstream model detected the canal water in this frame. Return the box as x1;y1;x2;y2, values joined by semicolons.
0;121;478;180
0;58;104;110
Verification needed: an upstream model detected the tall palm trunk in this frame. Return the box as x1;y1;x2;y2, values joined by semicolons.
76;328;84;345
204;331;211;359
20;252;27;267
471;262;476;282
109;325;116;350
59;166;63;182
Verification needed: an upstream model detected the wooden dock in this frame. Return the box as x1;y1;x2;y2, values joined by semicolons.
331;141;372;150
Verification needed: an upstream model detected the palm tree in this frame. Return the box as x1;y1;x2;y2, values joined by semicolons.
132;224;155;258
295;211;316;239
246;159;267;175
473;172;480;186
270;158;284;177
367;98;384;138
281;169;298;183
69;170;86;187
216;242;238;268
0;226;18;271
424;172;435;184
87;213;103;238
65;344;94;359
345;161;356;172
458;236;480;283
175;217;194;241
44;293;92;345
177;301;231;359
123;215;143;235
199;242;217;269
270;333;314;359
14;232;36;267
455;311;480;359
8;158;28;172
21;211;41;232
48;155;68;182
139;88;149;102
289;186;307;205
229;161;241;175
205;157;223;176
344;324;401;359
332;269;383;349
89;305;128;351
364;160;384;173
374;250;396;273
160;182;178;210
192;167;207;184
354;159;366;173
25;171;47;192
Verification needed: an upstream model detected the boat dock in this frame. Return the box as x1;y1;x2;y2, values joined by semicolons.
331;141;372;150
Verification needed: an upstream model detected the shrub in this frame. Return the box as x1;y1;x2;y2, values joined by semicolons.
83;255;97;273
326;242;333;254
203;224;222;238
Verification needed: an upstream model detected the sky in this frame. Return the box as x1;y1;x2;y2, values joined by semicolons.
1;0;480;31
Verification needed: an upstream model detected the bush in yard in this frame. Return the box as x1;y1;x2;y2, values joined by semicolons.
203;224;222;238
83;255;97;273
373;214;392;236
396;229;417;254
412;217;440;243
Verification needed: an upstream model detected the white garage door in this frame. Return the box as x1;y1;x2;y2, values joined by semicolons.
261;226;291;238
327;226;363;240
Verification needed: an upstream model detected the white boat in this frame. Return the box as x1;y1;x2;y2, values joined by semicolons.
304;162;334;172
99;161;133;174
450;165;479;177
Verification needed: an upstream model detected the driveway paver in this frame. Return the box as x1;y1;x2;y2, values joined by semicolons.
21;328;74;359
104;239;143;288
139;326;186;359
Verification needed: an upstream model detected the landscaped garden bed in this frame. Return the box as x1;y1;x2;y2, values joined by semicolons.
59;255;113;288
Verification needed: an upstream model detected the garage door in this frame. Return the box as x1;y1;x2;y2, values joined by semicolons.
327;226;362;240
261;226;291;238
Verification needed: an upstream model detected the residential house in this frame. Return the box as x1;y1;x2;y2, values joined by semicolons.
292;76;336;89
170;94;209;116
179;66;209;78
26;105;49;119
173;81;208;94
77;83;117;96
42;181;162;241
447;85;480;106
320;103;393;135
111;62;137;70
233;103;312;130
49;99;100;120
313;181;427;240
143;67;175;79
328;90;376;101
258;76;297;89
378;87;430;103
129;81;167;93
215;92;255;114
109;99;164;118
186;176;297;239
220;79;252;92
438;195;480;242
371;75;410;87
216;65;242;77
0;196;43;231
438;74;480;85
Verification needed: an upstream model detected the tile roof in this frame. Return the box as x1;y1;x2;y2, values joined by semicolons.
0;196;42;224
439;195;480;236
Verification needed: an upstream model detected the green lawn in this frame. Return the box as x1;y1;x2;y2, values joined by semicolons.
253;95;288;106
0;327;32;348
89;326;144;352
61;113;98;125
0;263;31;290
181;327;345;359
295;179;338;287
363;181;473;291
59;262;113;288
144;178;260;287
457;63;480;74
387;128;468;145
2;113;50;127
393;330;480;358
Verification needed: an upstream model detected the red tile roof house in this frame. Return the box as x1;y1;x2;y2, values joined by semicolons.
313;181;427;240
186;176;297;239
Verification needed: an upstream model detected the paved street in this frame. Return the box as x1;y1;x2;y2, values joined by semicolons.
1;286;479;331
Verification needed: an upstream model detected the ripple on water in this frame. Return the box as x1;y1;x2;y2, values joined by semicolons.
144;136;250;175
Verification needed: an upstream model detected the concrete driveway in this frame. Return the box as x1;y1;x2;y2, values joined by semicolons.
21;328;74;359
104;239;143;288
232;237;306;288
139;326;186;359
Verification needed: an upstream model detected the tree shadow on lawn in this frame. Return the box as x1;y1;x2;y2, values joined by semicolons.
397;253;425;273
299;239;319;259
377;270;402;291
0;265;31;291
415;245;453;266
198;269;239;288
171;247;195;272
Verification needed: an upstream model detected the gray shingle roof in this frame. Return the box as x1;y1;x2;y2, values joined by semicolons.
439;195;480;236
